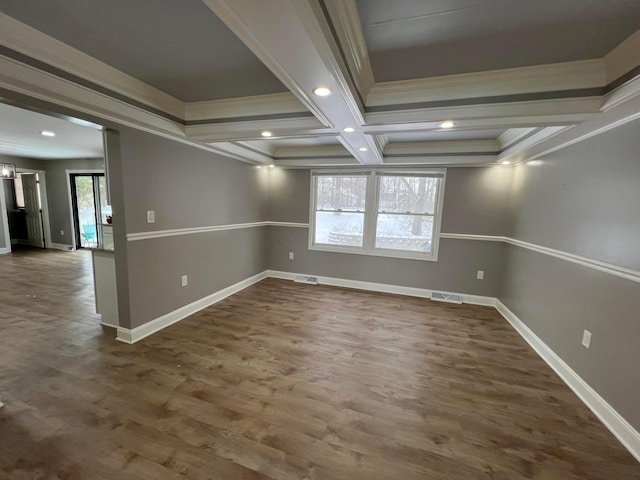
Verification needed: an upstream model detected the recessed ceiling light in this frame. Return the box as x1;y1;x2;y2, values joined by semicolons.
268;164;275;168
40;130;56;137
313;86;332;97
343;126;355;133
501;160;510;165
440;121;455;129
261;131;273;137
359;147;368;152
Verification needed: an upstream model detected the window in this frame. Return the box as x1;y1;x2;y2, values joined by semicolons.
310;169;445;261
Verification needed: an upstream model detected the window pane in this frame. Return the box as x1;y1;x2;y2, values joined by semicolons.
316;176;367;212
378;176;438;214
375;214;433;252
314;211;364;247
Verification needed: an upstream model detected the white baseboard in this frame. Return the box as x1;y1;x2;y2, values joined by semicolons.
49;243;73;251
495;300;640;463
266;270;496;306
116;271;268;344
0;247;9;255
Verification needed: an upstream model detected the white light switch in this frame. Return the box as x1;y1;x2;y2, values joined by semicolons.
181;275;188;287
476;270;484;280
289;252;294;260
146;210;155;223
582;330;592;349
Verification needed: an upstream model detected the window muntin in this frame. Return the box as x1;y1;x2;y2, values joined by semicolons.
310;170;444;260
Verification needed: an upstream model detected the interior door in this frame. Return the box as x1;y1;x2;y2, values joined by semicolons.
21;173;44;248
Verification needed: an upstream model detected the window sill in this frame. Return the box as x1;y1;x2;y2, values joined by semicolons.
308;243;438;262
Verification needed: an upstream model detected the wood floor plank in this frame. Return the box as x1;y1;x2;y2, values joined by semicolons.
1;247;639;479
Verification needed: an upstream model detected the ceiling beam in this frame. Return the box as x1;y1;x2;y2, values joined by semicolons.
202;0;383;164
321;0;375;101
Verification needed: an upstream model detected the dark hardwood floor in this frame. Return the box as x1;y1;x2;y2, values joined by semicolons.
0;248;638;479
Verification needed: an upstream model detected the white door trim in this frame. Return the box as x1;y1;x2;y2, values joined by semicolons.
66;169;105;250
0;178;11;254
17;168;52;249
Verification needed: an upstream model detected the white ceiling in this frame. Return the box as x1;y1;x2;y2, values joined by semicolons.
0;103;104;159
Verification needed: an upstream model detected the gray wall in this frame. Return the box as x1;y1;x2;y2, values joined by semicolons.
500;118;640;430
43;157;105;245
115;126;269;329
268;167;513;296
0;154;104;247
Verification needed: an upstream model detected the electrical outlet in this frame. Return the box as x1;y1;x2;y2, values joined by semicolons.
60;229;64;236
289;252;294;260
476;270;484;280
147;210;155;223
582;330;592;349
181;275;188;287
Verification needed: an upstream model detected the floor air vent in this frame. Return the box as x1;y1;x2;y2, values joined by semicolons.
430;291;463;304
294;275;318;285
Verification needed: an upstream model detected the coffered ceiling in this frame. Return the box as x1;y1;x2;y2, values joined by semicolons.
0;0;639;167
357;0;640;81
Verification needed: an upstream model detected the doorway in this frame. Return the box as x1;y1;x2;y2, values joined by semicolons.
2;171;50;249
69;173;110;249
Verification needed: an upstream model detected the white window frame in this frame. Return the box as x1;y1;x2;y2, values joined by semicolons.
308;168;446;261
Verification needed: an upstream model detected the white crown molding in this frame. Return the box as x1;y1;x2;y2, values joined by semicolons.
368;59;605;107
601;74;640;112
499;126;571;162
0;13;184;119
185;92;307;121
519;91;640;164
385;140;499;155
185;117;330;143
205;142;274;164
365;97;601;127
498;128;538;150
603;29;640;85
383;155;498;166
321;0;375;100
274;157;358;167
0;55;187;138
275;144;349;159
495;300;640;463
